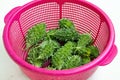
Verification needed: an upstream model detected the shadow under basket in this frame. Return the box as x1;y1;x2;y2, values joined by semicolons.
3;0;117;80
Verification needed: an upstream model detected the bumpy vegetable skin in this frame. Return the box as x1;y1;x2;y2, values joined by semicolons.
25;23;46;48
75;47;91;57
81;56;91;65
52;41;75;70
74;33;99;64
77;33;92;47
37;40;60;60
26;18;100;70
63;55;81;69
27;46;43;67
27;40;60;67
47;29;79;42
59;18;75;29
88;46;99;59
53;28;79;42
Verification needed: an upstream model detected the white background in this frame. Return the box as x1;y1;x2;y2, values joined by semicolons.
0;0;119;80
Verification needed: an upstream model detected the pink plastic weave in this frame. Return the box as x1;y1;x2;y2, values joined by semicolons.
3;0;117;80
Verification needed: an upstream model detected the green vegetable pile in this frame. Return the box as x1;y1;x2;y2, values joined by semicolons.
25;18;99;70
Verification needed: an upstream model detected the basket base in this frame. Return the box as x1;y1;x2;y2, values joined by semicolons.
20;66;98;80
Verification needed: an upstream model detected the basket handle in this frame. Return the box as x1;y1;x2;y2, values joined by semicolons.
4;6;21;24
99;44;117;66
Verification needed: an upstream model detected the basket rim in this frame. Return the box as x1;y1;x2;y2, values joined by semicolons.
3;0;115;75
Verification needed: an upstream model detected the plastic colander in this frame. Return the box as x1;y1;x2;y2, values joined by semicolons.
3;0;117;80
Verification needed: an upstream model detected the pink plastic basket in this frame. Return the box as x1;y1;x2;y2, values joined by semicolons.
3;0;117;80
